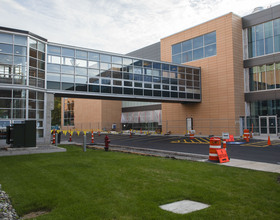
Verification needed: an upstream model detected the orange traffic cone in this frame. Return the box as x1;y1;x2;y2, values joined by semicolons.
267;136;271;146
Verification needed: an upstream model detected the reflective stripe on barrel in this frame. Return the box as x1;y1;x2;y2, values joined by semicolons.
209;137;221;161
190;133;194;139
243;129;250;140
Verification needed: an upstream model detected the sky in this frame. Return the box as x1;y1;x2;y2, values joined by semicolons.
0;0;280;54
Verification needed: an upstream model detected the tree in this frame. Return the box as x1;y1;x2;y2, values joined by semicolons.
51;97;61;126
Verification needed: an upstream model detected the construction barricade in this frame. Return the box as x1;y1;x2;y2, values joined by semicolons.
209;137;221;161
243;129;250;142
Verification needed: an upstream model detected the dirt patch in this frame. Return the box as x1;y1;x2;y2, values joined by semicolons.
22;210;50;219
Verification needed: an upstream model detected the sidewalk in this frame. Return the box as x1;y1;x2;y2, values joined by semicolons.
1;140;279;174
83;142;280;174
220;158;280;173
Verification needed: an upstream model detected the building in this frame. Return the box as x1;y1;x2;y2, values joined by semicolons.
0;4;280;145
0;27;200;144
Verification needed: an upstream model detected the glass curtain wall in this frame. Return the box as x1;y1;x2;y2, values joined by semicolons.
0;31;46;138
249;62;280;91
47;44;201;101
172;31;216;64
247;100;280;133
248;18;280;58
63;98;74;126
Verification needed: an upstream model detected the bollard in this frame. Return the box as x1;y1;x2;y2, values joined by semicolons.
55;133;58;146
52;129;56;144
83;134;86;152
91;131;94;144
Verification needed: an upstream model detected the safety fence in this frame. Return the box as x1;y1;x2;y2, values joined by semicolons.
54;118;243;137
162;118;241;136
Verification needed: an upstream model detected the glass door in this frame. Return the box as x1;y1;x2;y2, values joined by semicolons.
259;116;277;135
268;116;277;134
260;117;267;134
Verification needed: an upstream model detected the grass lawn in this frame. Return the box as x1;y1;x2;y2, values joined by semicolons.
0;145;279;219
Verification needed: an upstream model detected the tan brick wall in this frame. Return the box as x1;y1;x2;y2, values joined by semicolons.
101;100;122;131
161;13;244;136
61;98;122;131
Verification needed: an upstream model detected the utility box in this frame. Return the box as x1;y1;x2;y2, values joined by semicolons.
6;120;36;148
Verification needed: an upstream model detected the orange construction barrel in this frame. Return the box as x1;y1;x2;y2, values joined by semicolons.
209;137;221;161
243;129;250;141
190;133;194;140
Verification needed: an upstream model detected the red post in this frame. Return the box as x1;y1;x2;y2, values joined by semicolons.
91;131;94;144
52;129;56;144
68;130;72;142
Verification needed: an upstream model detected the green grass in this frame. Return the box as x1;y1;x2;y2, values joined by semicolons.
0;145;279;219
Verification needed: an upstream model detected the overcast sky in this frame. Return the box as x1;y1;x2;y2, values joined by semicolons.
1;0;280;54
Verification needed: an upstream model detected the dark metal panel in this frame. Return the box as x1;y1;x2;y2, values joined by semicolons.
242;4;280;28
122;104;161;113
244;53;280;68
126;42;161;61
245;90;280;102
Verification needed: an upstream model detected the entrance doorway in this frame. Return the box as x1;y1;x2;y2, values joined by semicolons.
259;116;277;136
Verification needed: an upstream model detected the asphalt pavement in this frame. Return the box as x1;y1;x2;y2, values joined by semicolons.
59;133;280;165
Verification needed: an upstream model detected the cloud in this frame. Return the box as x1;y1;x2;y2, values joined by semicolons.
0;0;280;55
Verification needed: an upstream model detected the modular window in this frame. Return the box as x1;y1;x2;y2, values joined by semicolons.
48;45;61;55
247;18;280;58
249;63;280;92
0;44;13;54
76;50;87;59
172;31;216;63
88;52;99;61
62;48;74;57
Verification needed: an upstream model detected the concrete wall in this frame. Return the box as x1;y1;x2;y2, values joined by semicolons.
44;93;54;144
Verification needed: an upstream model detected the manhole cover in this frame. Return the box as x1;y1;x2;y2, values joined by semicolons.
160;200;209;214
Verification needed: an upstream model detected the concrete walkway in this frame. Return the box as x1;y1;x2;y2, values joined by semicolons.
1;139;279;174
0;145;66;157
84;143;280;174
0;139;66;157
220;158;280;173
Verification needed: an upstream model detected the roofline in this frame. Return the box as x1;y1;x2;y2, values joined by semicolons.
161;12;240;41
0;26;47;42
48;41;200;70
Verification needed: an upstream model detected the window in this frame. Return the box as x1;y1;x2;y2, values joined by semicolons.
172;31;216;63
76;50;87;59
247;18;280;58
62;47;74;57
249;63;280;91
0;44;13;54
48;45;61;55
